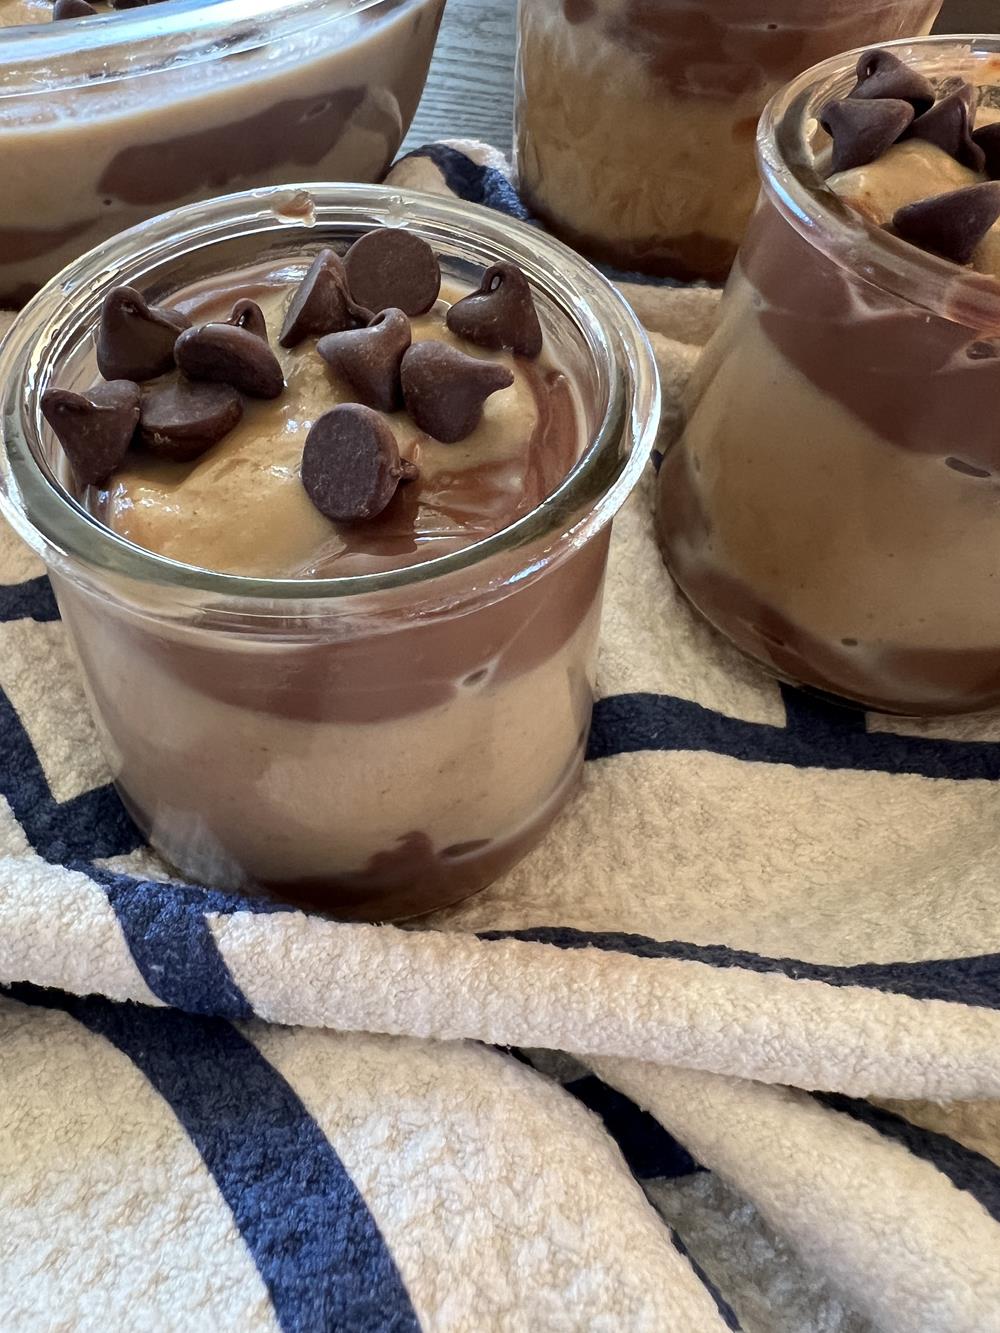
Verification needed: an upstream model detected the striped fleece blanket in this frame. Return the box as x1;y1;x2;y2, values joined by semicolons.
2;144;999;1333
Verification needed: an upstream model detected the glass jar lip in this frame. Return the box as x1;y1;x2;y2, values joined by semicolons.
0;182;659;604
757;33;1000;329
0;0;387;91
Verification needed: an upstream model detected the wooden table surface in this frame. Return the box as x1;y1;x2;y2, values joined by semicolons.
403;0;999;156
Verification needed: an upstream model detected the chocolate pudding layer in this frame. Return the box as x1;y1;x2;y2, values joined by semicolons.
515;0;941;281
0;0;443;303
656;53;1000;713
50;252;604;917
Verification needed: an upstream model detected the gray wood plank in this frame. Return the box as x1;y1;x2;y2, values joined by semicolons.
402;0;999;157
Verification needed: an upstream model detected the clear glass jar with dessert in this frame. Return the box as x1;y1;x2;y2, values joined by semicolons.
656;36;1000;715
0;0;444;305
0;183;658;920
515;0;943;282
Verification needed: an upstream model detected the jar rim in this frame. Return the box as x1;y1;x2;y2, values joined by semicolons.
0;182;659;605
757;33;1000;330
0;0;377;88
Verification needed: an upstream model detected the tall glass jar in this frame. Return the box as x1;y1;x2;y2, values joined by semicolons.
0;0;444;305
515;0;943;282
656;36;1000;715
0;184;659;919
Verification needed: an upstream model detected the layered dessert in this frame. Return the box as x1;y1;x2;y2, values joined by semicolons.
656;46;1000;714
39;229;607;917
515;0;942;282
0;0;443;304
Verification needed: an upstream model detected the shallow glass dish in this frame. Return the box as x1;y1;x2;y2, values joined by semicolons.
0;0;444;305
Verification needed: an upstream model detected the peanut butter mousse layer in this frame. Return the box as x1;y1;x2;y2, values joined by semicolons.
657;49;1000;713
41;235;600;915
94;272;578;580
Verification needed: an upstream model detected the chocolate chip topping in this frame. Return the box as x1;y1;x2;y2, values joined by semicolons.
972;122;1000;180
893;182;1000;265
96;286;191;383
41;380;139;487
906;85;986;172
301;403;418;523
226;298;269;343
401;341;514;444
848;49;936;115
53;0;97;17
139;379;244;462
317;308;412;413
344;230;442;317
174;322;284;399
821;98;915;174
278;248;369;350
445;262;543;359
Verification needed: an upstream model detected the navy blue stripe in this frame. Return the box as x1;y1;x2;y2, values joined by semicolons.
588;688;1000;780
815;1093;1000;1224
400;144;534;222
477;926;1000;1010
0;575;59;622
4;983;421;1333
562;1073;704;1181
85;864;257;1019
0;689;142;861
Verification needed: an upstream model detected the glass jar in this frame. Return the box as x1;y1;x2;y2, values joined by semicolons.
656;36;1000;716
0;0;444;306
0;183;659;919
514;0;943;282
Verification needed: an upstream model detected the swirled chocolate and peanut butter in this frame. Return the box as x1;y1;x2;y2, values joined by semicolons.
41;232;582;578
821;49;1000;273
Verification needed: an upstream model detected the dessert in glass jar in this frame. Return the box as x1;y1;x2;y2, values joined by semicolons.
0;0;444;304
515;0;943;281
0;184;659;918
657;37;1000;714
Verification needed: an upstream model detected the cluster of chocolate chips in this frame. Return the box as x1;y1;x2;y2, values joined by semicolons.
51;0;165;18
41;283;283;489
821;49;1000;265
41;229;543;527
287;231;541;522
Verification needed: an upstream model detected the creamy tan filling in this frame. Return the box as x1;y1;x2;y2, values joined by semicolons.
827;138;1000;280
101;275;571;579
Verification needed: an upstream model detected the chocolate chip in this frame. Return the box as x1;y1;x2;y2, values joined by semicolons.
41;380;139;487
893;182;1000;265
344;230;441;317
848;49;935;115
301;403;418;522
401;341;514;444
972;122;1000;179
317;308;411;413
445;262;543;358
96;286;191;383
226;298;269;343
53;0;97;17
278;249;369;349
905;85;985;172
139;379;243;462
174;322;284;399
821;98;914;174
